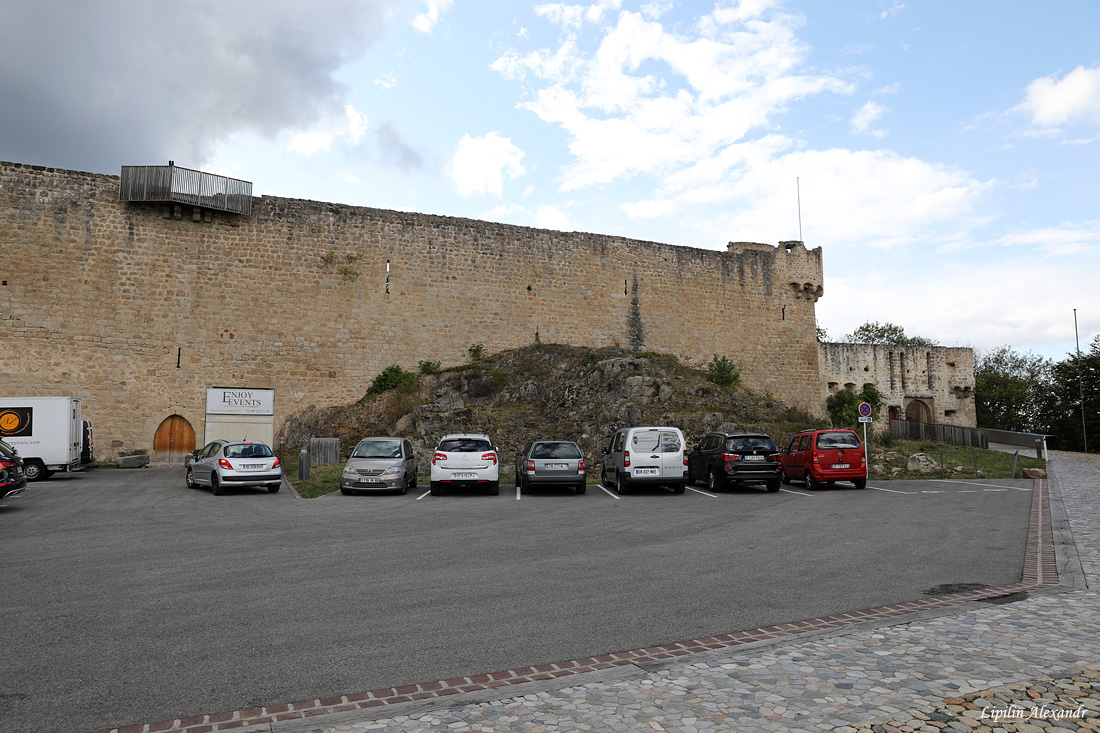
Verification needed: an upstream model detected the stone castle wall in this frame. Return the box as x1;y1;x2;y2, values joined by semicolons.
1;162;826;457
818;342;977;429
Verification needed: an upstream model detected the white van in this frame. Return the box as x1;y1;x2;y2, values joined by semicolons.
0;397;82;481
600;426;688;494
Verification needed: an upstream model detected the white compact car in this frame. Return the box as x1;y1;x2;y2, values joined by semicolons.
430;433;499;496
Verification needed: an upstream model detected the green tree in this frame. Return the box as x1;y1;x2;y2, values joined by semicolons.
1040;335;1100;452
844;321;936;346
706;355;741;388
816;320;829;342
826;383;885;429
974;346;1052;432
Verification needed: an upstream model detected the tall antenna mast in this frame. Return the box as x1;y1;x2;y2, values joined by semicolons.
797;177;803;241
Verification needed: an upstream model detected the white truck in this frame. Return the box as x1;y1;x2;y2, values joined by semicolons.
0;397;83;481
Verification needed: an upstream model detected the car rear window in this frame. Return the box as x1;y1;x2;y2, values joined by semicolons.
439;438;492;453
353;440;402;459
631;430;681;453
530;442;582;459
225;443;274;458
726;437;777;452
816;432;861;449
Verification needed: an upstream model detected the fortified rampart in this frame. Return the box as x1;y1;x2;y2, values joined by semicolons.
1;162;825;459
818;342;977;428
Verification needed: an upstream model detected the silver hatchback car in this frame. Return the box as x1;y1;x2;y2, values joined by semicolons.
186;439;283;496
341;437;418;495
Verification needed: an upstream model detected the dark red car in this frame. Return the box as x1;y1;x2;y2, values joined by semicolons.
780;429;867;490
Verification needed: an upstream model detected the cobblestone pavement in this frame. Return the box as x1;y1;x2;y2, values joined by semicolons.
105;455;1100;733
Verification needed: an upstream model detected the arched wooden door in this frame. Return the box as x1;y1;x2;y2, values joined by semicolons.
153;415;196;462
904;399;932;424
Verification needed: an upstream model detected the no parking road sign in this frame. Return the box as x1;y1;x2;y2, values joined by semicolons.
858;402;872;422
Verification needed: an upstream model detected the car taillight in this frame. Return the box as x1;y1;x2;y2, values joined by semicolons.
433;452;447;465
483;452;497;465
722;452;739;462
813;452;821;463
218;458;233;470
624;450;630;467
860;453;866;465
525;459;535;472
272;458;280;469
768;453;781;462
0;460;13;470
578;458;586;471
683;450;688;466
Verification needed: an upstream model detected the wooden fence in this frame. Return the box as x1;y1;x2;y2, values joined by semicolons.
309;437;341;467
888;420;988;448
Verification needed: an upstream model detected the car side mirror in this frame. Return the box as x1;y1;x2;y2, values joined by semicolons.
601;447;609;455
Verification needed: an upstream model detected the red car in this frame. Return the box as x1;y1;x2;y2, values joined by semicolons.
781;429;867;490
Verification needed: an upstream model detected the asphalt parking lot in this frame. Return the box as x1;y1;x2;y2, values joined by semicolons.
0;467;1034;733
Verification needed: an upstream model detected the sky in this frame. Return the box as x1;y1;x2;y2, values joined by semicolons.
1;0;1097;363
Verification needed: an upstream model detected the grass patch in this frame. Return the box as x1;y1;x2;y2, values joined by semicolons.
280;448;343;498
868;438;1045;480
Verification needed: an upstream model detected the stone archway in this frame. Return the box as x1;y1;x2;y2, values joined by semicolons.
153;415;196;462
904;399;933;424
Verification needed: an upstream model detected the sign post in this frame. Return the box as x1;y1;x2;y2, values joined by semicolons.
858;402;873;453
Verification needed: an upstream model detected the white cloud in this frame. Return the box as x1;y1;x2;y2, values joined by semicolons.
451;132;526;197
1013;65;1100;137
535;0;623;31
535;205;573;230
287;105;368;155
412;0;452;33
495;5;854;193
374;71;398;89
878;2;905;20
850;101;888;137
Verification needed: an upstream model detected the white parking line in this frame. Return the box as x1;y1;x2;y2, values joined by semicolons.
516;485;521;501
416;490;431;501
949;480;1032;491
921;490;944;494
686;487;719;498
779;488;815;497
868;486;915;494
983;488;1007;492
597;485;620;500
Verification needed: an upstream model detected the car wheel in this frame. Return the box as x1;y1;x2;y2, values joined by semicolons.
268;482;281;493
430;481;441;496
409;471;418;488
616;471;629;495
853;478;867;490
488;480;499;496
673;482;686;494
211;474;225;496
398;476;408;495
576;481;586;494
23;460;45;482
707;468;721;492
766;478;781;492
805;471;819;491
602;469;613;488
685;468;695;486
185;467;197;489
781;469;791;485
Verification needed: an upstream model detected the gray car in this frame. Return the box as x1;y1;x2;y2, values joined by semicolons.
186;439;282;496
514;441;587;494
341;437;418;495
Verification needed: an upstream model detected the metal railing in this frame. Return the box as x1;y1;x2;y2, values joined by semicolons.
888;419;988;448
119;163;252;215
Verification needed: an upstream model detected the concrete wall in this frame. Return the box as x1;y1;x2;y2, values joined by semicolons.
1;162;826;458
818;342;977;429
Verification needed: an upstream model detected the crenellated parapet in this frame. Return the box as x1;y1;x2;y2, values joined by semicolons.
728;240;824;302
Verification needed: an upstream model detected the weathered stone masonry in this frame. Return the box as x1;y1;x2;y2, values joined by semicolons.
1;161;825;458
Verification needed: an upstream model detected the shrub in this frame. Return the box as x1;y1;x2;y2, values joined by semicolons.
706;355;741;388
417;359;442;375
468;343;485;361
361;365;416;402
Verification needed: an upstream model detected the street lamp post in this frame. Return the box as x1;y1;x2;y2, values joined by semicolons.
1074;308;1088;453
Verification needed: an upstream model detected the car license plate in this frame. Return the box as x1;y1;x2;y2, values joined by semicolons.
633;467;659;476
744;455;764;461
243;463;264;469
358;477;381;484
452;472;478;479
544;463;568;470
831;463;850;469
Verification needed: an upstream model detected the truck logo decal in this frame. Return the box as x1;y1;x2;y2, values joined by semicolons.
0;408;33;437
